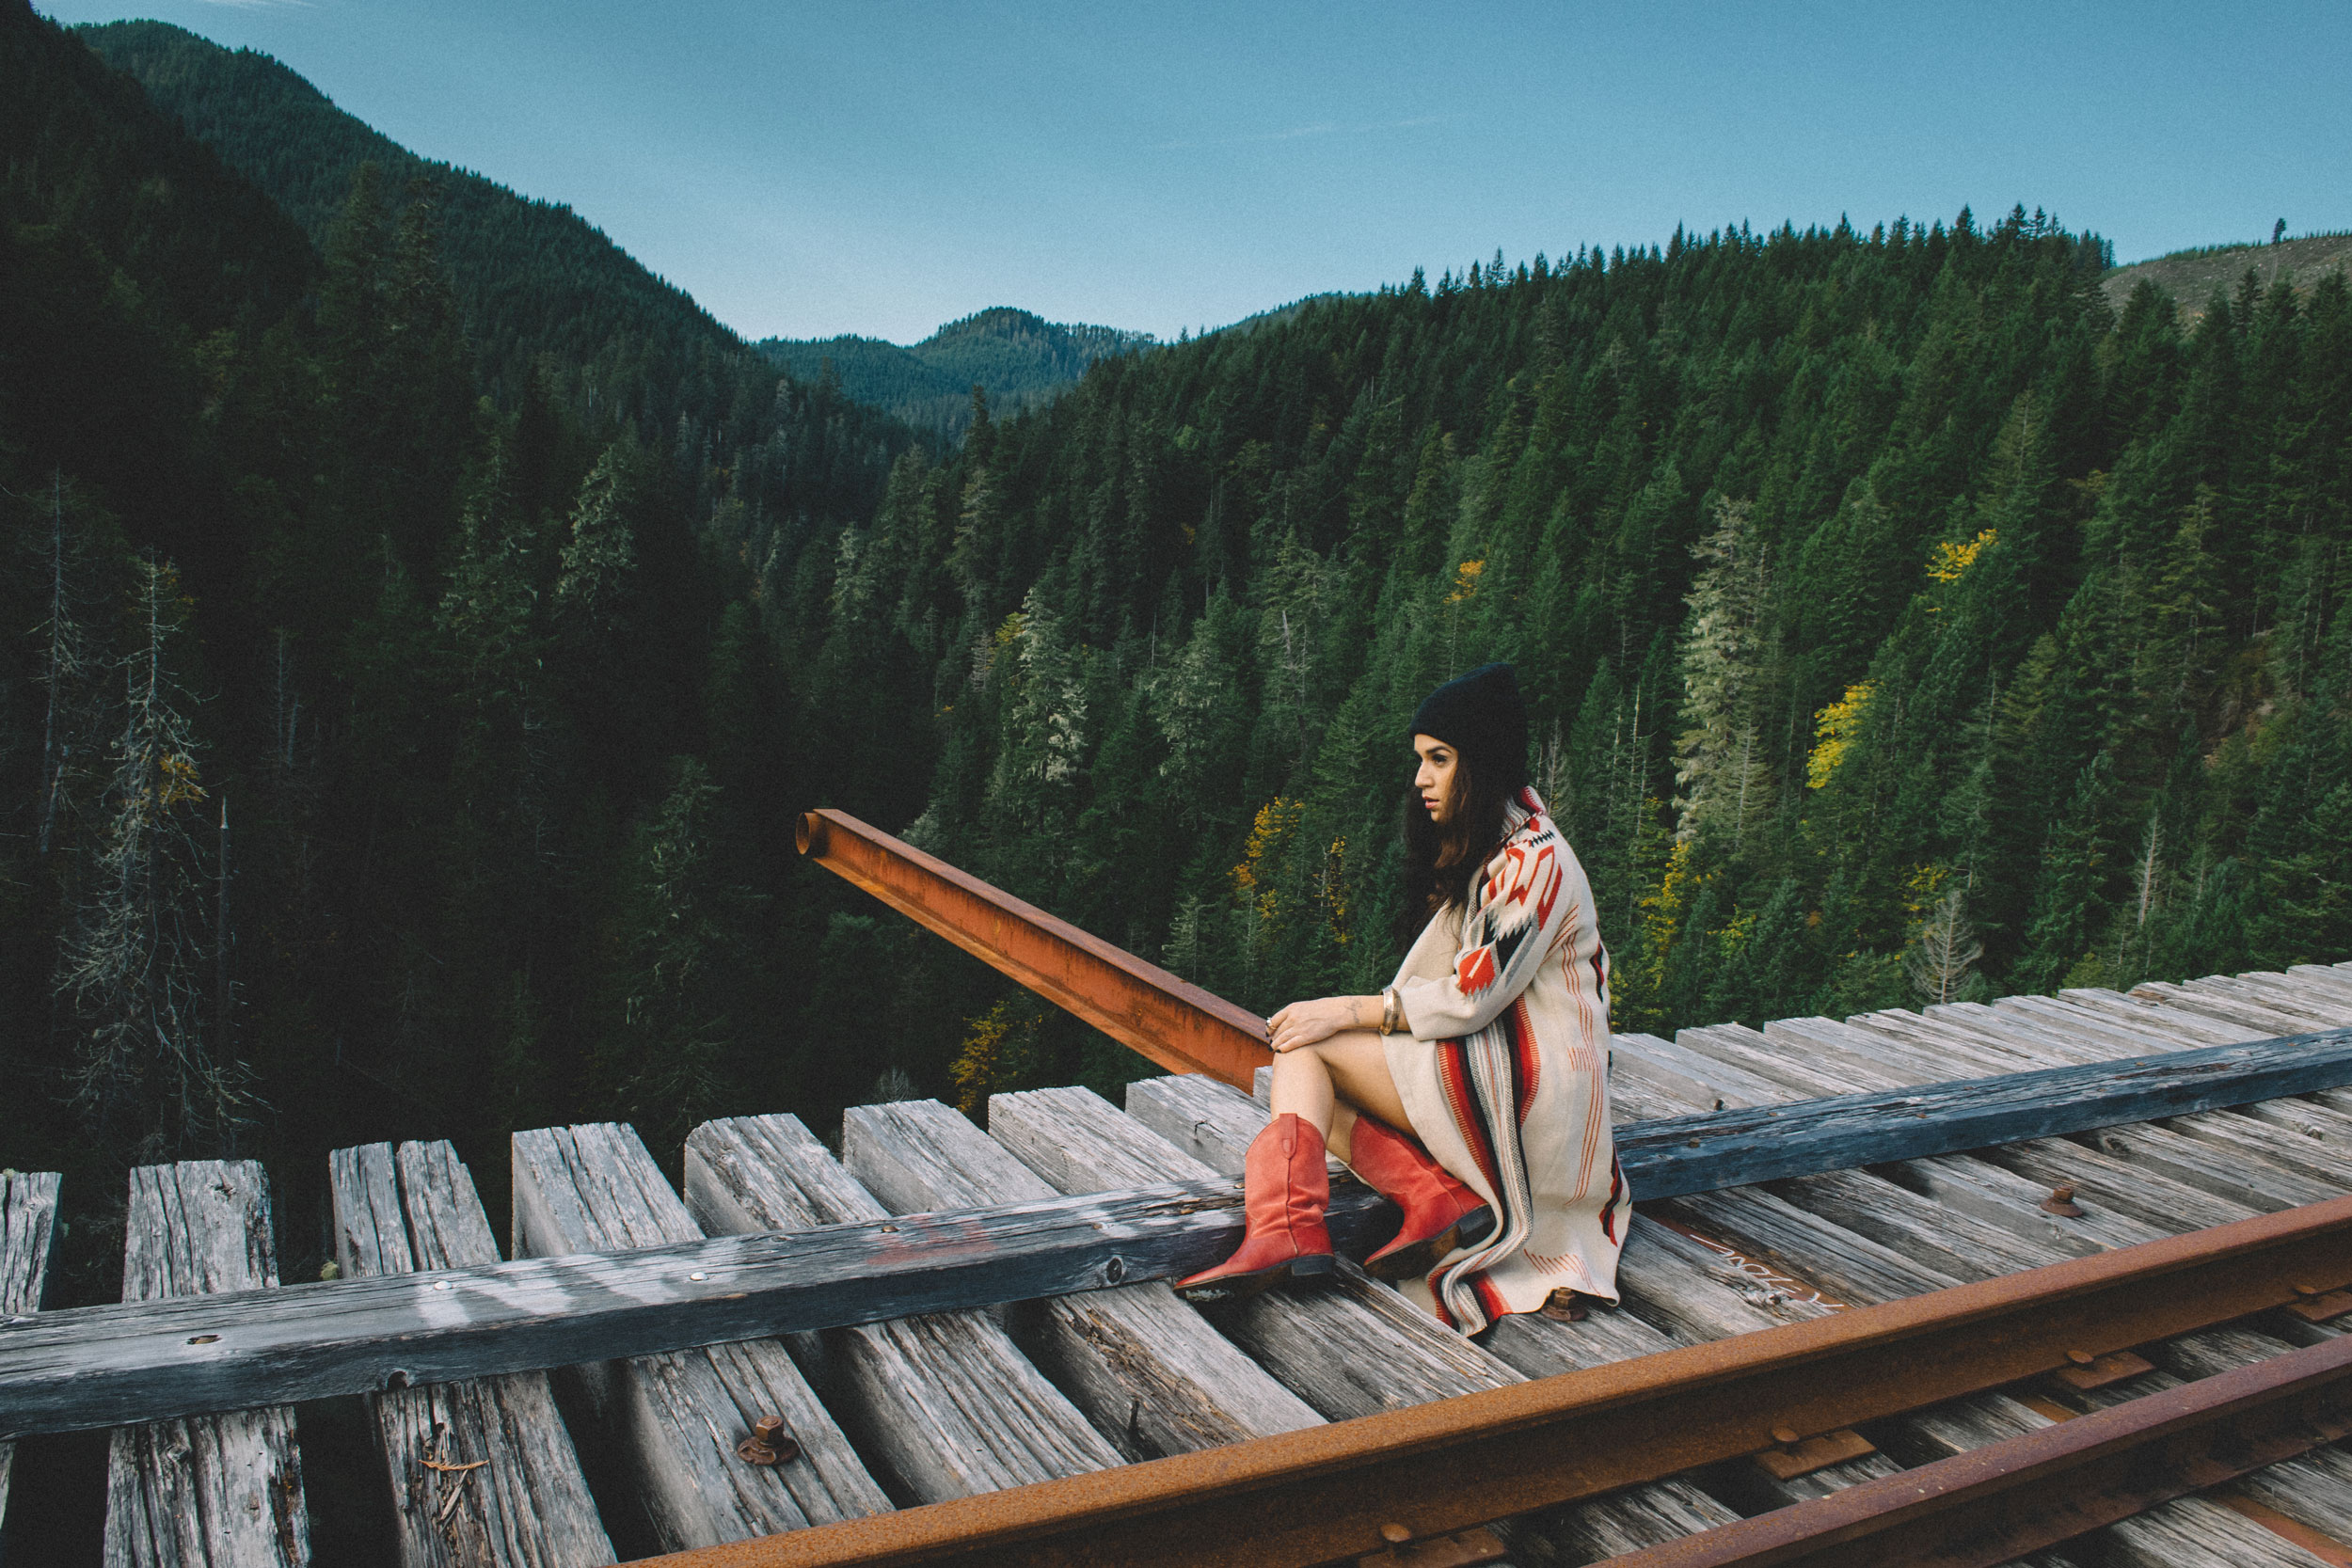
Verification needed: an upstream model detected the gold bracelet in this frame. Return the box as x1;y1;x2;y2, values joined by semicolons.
1380;988;1402;1036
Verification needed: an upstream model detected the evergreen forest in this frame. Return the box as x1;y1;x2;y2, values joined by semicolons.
8;0;2352;1317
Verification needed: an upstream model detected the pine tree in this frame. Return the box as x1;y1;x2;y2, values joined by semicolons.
555;443;643;640
1674;498;1777;848
26;474;107;858
596;757;760;1148
58;559;248;1158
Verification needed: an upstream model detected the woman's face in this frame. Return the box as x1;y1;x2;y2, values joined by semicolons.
1412;734;1458;824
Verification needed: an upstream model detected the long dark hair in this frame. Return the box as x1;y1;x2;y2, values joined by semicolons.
1395;747;1517;952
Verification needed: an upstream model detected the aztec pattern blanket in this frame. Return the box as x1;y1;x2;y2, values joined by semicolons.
1383;787;1632;1334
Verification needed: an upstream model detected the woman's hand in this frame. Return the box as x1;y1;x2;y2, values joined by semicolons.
1267;995;1378;1053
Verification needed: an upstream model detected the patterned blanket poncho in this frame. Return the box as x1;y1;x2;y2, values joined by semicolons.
1382;786;1632;1335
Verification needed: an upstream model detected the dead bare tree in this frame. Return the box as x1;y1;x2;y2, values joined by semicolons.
1906;886;1983;1006
29;471;103;857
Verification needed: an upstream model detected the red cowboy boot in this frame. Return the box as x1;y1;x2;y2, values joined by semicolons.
1346;1116;1497;1280
1172;1113;1336;1303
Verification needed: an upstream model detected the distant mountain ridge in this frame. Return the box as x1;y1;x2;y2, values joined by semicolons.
758;307;1152;436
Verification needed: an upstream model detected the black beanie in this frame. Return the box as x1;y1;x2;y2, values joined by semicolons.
1409;663;1528;791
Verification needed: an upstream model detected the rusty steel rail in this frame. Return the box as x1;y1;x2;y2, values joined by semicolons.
1602;1329;2352;1568
798;808;1272;1087
624;1194;2352;1568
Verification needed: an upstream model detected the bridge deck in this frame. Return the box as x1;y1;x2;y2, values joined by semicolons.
15;967;2352;1566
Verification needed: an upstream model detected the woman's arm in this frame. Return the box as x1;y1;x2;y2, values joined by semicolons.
1267;994;1383;1053
1393;829;1571;1040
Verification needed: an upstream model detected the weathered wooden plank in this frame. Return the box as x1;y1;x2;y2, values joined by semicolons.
509;1123;889;1550
856;1100;1383;1457
1657;1185;1964;1305
1984;1134;2261;1231
1610;1031;1774;1110
1792;1015;2267;1243
2200;974;2352;1026
988;1085;1210;1192
327;1141;612;1568
2058;986;2253;1043
1916;1005;2352;1262
1743;1018;1913;1091
1061;1082;1734;1560
103;1160;310;1568
2260;966;2352;1008
1606;1072;1700;1125
2289;965;2352;1006
1977;1003;2352;1190
2135;978;2322;1037
2141;1326;2352;1543
1898;1010;2352;1213
1878;1386;2335;1568
1845;1007;2065;1072
1638;1033;2107;1566
2235;979;2352;1046
0;1169;60;1534
1611;1046;2102;1288
1613;1028;2352;1199
2004;996;2352;1153
2038;1322;2352;1547
1614;1214;1836;1340
1477;1284;1692;1375
33;1031;2352;1441
1503;1480;1746;1565
1680;1017;2159;1260
1759;1166;2064;1281
1869;1152;2166;1257
2062;994;2352;1163
2193;973;2352;1024
0;1163;1394;1439
1749;1017;1929;1089
1624;1022;2165;1563
1612;1029;1793;1106
2223;1094;2352;1164
980;1087;1335;1456
1972;994;2188;1056
1123;1072;1277;1178
2082;1117;2347;1210
1070;1082;1524;1417
1911;1004;2120;1065
685;1112;1135;1498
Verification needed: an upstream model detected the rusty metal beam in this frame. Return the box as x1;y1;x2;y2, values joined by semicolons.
622;1195;2352;1568
1597;1330;2352;1568
798;808;1272;1087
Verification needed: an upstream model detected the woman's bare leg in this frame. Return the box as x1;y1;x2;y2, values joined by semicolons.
1269;1029;1410;1164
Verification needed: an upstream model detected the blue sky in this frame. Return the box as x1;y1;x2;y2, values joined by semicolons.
36;1;2352;345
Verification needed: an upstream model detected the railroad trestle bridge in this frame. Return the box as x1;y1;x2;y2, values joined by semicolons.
11;811;2352;1568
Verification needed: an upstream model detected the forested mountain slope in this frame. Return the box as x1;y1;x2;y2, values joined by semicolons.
1;0;914;1299
758;307;1154;437
787;215;2352;1107
81;18;787;434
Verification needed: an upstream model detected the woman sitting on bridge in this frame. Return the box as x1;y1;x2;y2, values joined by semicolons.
1175;663;1629;1334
